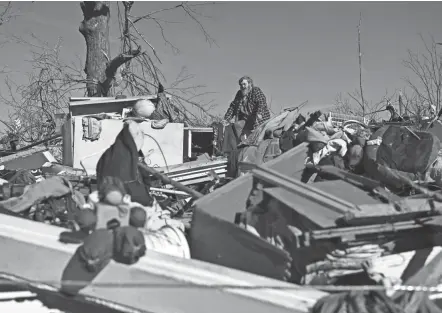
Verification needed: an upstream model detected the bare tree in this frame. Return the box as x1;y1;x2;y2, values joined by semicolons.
0;2;15;26
332;93;354;115
403;34;442;113
1;1;218;151
395;88;433;128
78;1;218;126
80;1;125;97
0;1;18;74
357;12;365;117
0;35;86;143
331;13;399;122
332;90;397;122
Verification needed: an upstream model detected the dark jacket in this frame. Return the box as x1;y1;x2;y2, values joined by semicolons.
96;123;153;206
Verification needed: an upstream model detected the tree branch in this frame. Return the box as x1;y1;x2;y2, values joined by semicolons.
357;12;365;117
402;34;442;112
0;2;14;26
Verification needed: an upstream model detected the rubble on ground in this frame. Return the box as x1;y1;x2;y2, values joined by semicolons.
2;95;442;312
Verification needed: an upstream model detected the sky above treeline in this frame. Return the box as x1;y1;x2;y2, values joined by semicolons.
0;1;441;128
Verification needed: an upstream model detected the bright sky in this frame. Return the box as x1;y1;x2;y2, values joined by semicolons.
0;1;441;129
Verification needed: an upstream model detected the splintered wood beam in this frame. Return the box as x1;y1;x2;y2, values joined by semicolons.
310;220;423;243
138;162;204;199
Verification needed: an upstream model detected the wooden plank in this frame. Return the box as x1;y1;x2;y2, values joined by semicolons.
310;220;424;242
70;95;171;103
263;187;349;229
184;127;213;133
70;97;118;102
69;95;169;117
344;198;442;220
70;95;169;106
139;162;205;198
166;165;227;179
315;165;403;204
171;171;227;184
253;166;357;213
62;113;74;167
312;180;382;206
171;173;226;186
157;158;228;174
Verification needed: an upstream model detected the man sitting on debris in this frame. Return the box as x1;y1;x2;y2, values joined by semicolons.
223;76;271;140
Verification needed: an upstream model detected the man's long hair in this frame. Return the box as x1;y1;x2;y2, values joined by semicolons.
239;76;253;96
238;75;254;87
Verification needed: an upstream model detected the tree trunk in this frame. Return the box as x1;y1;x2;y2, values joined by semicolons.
79;1;111;97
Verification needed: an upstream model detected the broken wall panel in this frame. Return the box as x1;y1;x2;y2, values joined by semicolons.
73;119;183;175
193;143;309;222
190;143;309;279
189;208;293;282
64;96;185;175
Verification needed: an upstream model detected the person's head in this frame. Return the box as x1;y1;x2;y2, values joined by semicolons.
239;76;253;96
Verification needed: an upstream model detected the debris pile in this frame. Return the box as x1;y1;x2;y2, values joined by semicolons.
1;95;442;312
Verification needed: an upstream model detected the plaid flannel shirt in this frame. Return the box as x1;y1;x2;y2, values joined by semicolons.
224;86;271;130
